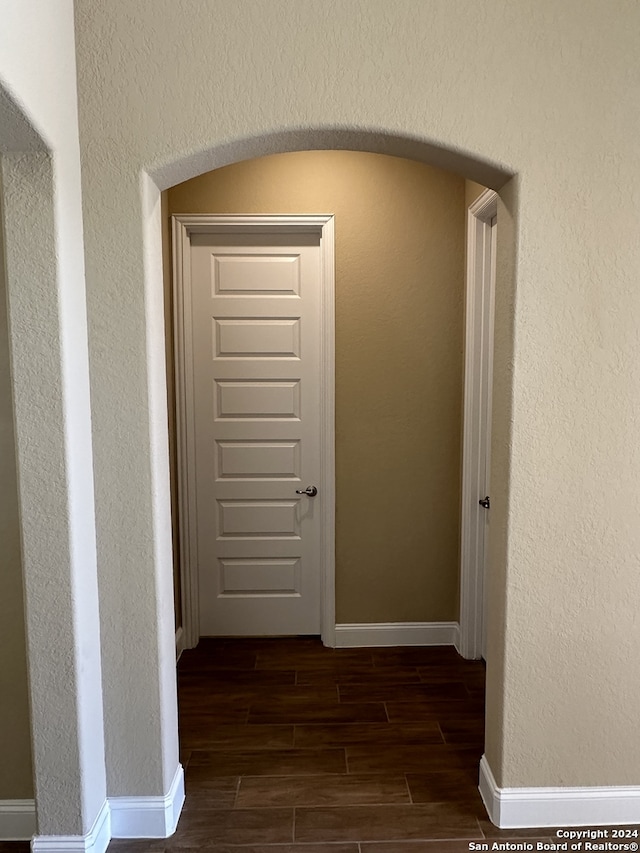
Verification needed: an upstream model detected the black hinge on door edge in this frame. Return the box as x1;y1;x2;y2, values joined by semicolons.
479;496;491;509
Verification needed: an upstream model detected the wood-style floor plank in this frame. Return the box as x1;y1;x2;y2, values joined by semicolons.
181;723;294;751
338;681;469;704
247;699;388;725
293;720;443;748
405;769;481;803
385;697;485;721
186;747;347;778
345;743;481;774
296;664;421;686
293;802;482;842
236;772;411;807
165;806;293;846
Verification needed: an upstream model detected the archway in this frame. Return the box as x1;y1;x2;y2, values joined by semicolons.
164;150;491;654
140;127;518;837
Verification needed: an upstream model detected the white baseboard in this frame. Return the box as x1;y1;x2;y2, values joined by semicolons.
110;762;184;838
32;799;110;853
334;621;460;648
480;754;640;828
30;764;184;848
176;625;185;661
0;799;36;840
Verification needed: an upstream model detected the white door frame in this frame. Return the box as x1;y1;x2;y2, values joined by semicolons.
172;214;336;648
459;188;498;659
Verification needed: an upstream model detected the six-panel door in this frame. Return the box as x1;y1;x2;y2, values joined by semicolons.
189;231;322;635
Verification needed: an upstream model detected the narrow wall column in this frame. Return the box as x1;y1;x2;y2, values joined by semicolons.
78;167;181;830
1;152;107;840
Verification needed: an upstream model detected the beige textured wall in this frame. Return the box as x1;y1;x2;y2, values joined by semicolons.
72;0;640;798
0;177;33;799
1;1;107;829
166;151;466;623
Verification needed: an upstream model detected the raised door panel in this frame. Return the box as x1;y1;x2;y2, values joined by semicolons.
189;235;322;636
214;318;301;359
214;380;301;421
213;253;301;295
216;440;301;480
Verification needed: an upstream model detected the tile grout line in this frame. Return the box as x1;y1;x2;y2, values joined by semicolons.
476;815;487;838
404;772;413;804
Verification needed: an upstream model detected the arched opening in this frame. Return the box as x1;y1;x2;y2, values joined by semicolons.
142;129;518;843
146;130;515;636
165;151;485;645
150;127;512;194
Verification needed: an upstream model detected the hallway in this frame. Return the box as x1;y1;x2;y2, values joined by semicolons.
123;639;555;849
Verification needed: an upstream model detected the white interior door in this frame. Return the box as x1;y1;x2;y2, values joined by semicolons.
188;229;324;636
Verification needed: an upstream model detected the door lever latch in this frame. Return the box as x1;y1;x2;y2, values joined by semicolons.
296;486;318;497
479;496;491;509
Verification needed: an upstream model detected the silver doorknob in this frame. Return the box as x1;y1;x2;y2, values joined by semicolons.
295;486;318;497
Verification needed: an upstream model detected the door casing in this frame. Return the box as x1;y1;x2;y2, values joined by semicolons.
459;188;498;659
172;214;336;648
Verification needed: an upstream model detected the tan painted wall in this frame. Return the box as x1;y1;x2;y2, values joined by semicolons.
0;177;33;799
465;180;488;210
71;0;640;797
166;151;466;623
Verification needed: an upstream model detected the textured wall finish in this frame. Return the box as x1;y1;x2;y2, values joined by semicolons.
166;150;466;623
73;0;640;795
0;0;106;837
0;177;33;800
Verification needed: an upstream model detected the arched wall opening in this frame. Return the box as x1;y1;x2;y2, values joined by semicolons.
164;151;478;634
150;128;512;195
141;128;519;796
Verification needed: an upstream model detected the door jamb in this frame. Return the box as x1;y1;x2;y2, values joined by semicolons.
171;214;336;648
459;189;498;659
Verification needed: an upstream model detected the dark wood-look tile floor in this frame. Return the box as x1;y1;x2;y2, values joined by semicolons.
150;637;554;850
0;638;629;853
